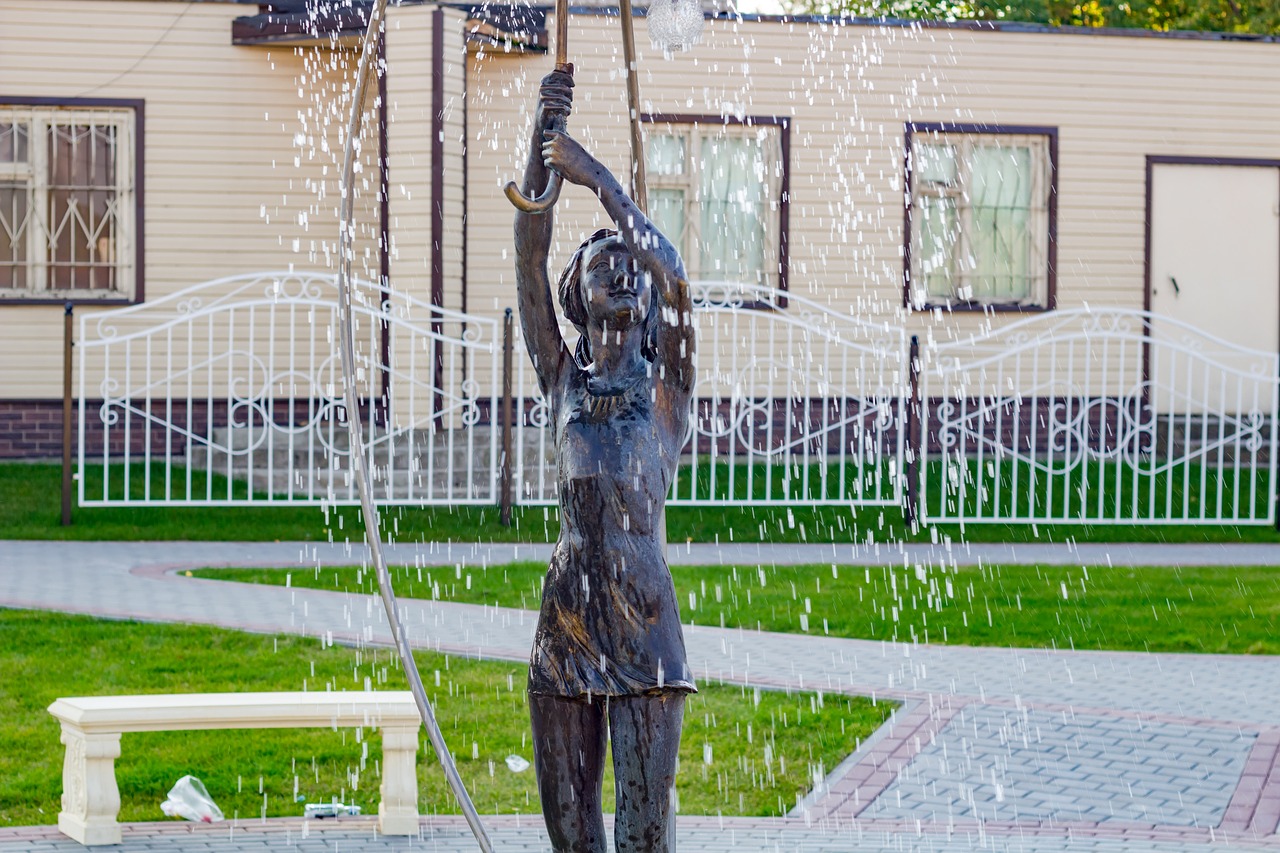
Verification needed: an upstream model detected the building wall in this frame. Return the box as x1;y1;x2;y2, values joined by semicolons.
0;0;376;402
384;2;467;310
386;4;436;304
441;6;469;317
464;14;1280;356
383;4;473;424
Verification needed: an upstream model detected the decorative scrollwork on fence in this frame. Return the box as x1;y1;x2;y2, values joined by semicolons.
923;308;1279;525
79;272;501;506
79;280;1275;521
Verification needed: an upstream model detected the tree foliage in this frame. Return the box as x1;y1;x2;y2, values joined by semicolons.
787;0;1280;34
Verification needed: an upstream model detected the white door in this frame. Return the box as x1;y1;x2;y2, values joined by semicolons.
1149;163;1280;413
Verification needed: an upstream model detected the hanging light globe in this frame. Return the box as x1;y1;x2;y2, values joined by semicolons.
647;0;705;52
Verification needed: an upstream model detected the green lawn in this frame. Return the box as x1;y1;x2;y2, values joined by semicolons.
672;458;898;505
925;456;1274;527
196;562;1280;655
5;461;1280;543
0;609;889;827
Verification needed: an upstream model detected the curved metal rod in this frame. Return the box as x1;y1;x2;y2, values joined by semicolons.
506;3;571;215
504;171;563;214
503;100;568;214
335;3;494;851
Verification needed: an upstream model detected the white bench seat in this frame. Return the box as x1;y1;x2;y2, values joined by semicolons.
48;691;422;845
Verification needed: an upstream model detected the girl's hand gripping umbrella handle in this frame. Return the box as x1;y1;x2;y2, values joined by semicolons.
505;62;574;213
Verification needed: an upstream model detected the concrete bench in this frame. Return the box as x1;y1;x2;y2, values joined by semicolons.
47;691;421;845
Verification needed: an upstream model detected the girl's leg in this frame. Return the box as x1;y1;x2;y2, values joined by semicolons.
529;693;608;853
608;693;686;853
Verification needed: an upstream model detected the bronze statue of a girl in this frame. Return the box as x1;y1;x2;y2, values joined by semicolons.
514;68;695;852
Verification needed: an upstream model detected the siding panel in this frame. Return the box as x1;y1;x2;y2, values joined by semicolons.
0;0;378;398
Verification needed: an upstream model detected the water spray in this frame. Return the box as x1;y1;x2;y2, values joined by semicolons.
334;1;494;850
337;2;707;849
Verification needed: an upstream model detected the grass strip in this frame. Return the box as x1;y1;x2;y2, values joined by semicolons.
6;462;1280;544
0;609;889;827
196;562;1280;655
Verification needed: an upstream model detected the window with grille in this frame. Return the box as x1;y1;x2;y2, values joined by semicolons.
0;103;139;301
906;126;1056;310
644;118;787;302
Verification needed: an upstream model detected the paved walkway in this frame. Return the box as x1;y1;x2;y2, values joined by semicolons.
2;539;1279;852
6;815;1273;852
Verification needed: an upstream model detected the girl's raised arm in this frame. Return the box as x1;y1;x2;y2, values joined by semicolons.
514;71;576;394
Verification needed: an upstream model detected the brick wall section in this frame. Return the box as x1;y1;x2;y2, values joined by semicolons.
0;400;66;458
1;399;179;459
0;399;369;460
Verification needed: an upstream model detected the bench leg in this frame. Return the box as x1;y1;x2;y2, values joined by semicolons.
57;727;122;846
378;725;420;835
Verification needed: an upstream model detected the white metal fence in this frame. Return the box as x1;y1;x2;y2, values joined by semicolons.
511;281;905;507
919;309;1279;525
75;275;1278;526
77;271;500;506
678;283;906;507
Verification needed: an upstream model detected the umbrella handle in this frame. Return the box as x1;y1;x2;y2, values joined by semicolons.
506;61;573;214
505;171;563;213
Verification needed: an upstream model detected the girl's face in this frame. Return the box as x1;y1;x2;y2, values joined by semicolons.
581;236;651;330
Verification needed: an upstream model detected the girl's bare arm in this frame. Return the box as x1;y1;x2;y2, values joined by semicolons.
514;71;576;393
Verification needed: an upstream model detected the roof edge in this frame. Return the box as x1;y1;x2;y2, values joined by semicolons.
233;2;547;47
232;1;1280;47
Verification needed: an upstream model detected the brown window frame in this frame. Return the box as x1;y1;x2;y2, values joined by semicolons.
641;113;791;310
903;122;1058;313
0;96;145;306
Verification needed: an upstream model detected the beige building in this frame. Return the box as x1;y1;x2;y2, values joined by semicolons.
2;0;1279;458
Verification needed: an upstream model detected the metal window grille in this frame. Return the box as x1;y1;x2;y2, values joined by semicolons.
909;132;1051;309
0;106;136;299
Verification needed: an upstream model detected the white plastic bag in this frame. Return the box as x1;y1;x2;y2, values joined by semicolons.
160;775;224;823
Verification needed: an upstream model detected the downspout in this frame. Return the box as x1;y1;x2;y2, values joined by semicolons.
431;6;446;422
378;28;391;423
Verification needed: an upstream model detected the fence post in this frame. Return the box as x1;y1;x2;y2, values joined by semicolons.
500;309;515;526
904;334;921;532
62;302;74;527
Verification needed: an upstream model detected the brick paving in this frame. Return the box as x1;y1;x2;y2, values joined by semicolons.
1;539;1279;851
2;819;1280;850
858;704;1253;826
1;816;1278;852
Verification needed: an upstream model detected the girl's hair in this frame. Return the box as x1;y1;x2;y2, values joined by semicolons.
556;227;659;367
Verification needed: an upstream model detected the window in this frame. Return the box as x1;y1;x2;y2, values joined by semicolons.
906;125;1056;310
0;102;140;301
643;117;788;301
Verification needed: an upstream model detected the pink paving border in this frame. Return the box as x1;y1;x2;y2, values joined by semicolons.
804;697;968;821
1221;729;1280;836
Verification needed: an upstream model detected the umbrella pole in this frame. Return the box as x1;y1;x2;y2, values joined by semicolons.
554;0;571;70
504;0;572;212
618;0;647;213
